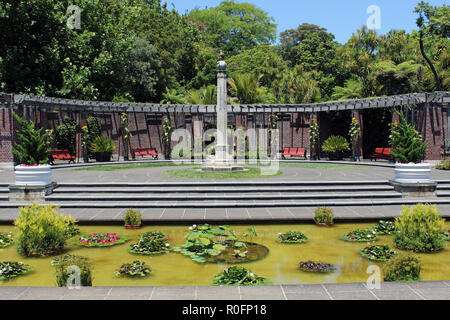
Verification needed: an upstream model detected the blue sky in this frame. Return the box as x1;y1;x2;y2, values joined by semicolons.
168;0;448;44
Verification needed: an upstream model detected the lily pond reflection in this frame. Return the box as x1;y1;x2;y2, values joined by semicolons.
0;222;449;286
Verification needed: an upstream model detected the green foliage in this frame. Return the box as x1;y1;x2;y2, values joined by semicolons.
389;112;427;163
115;261;152;278
172;224;238;263
228;73;274;104
89;136;116;153
189;1;276;56
321;135;350;154
309;118;320;157
55;117;76;156
348;116;361;155
55;255;93;287
123;209;142;226
187;85;217;105
277;231;308;244
82;116;102;159
372;220;396;235
341;228;378;242
314;207;334;224
11;112;51;165
213;266;269;286
360;245;396;261
0;232;13;248
435;159;450;170
75;233;129;247
128;231;171;255
0;262;33;280
275;65;321;103
14;204;70;256
383;255;421;282
393;204;447;253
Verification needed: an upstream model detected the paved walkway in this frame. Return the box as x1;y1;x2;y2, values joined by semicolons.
1;281;448;300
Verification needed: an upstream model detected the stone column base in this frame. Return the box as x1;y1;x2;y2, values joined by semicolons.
8;181;57;202
389;180;437;198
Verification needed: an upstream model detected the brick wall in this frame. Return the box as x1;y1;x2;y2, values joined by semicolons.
0;109;13;163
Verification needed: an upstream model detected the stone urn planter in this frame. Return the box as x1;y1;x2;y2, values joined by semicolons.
14;164;52;186
393;162;431;183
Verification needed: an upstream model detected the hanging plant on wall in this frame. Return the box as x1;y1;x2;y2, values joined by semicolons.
120;113;132;161
162;115;173;160
348;116;361;161
309;117;319;160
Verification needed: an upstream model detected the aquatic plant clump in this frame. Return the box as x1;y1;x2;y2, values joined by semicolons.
383;255;421;282
340;228;378;242
277;231;308;244
360;245;396;261
115;261;152;278
51;254;90;266
55;255;93;287
213;266;269;286
0;261;33;280
299;261;335;273
128;231;171;255
0;232;13;248
372;220;396;235
75;233;129;247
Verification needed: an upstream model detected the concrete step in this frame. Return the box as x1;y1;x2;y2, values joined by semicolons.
2;198;450;208
45;192;401;202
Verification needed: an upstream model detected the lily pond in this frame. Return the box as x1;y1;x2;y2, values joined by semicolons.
0;222;449;286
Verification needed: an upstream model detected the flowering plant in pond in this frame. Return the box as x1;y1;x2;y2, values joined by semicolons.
75;233;129;247
0;261;33;280
298;261;335;273
212;266;269;286
277;231;308;244
115;261;152;278
0;232;13;248
360;245;396;262
371;220;396;235
340;228;378;242
128;231;171;255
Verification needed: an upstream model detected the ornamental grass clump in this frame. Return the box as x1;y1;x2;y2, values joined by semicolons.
383;255;421;282
360;245;396;262
314;207;334;225
115;261;152;278
123;209;142;227
322;135;350;154
277;231;308;244
14;204;72;256
393;204;446;253
0;262;33;280
213;266;269;286
55;255;93;287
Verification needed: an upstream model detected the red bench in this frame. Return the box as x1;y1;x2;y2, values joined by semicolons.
370;148;392;161
49;150;75;164
282;147;307;159
132;147;158;159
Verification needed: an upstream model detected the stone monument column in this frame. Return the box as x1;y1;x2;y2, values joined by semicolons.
203;52;243;172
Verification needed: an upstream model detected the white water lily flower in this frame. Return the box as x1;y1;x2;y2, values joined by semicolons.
165;243;170;247
189;227;193;230
249;273;254;277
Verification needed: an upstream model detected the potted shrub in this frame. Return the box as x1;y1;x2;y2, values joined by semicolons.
389;112;429;183
123;209;142;229
383;255;421;282
90;136;116;162
14;204;71;257
11;112;53;186
314;207;334;226
393;204;446;253
322;135;350;160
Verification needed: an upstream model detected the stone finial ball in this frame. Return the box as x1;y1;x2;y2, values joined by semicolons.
217;60;227;70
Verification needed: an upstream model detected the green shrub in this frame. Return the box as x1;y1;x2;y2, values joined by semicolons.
383;255;421;282
314;207;334;224
123;209;142;226
436;160;450;170
14;204;71;256
55;255;93;287
55;117;76;155
321;135;350;153
213;266;269;286
389;112;426;163
393;204;447;253
89;136;116;153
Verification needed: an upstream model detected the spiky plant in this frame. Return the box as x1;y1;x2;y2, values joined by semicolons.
12;112;51;165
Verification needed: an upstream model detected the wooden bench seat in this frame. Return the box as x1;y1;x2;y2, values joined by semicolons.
282;147;307;159
132;147;158;159
49;150;75;164
370;148;392;161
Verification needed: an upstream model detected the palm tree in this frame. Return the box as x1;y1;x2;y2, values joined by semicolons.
228;73;264;104
276;66;321;104
186;85;217;105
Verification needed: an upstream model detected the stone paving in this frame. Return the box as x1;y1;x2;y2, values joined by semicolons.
1;281;449;300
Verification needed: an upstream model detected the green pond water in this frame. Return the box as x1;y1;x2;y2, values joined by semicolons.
0;223;449;286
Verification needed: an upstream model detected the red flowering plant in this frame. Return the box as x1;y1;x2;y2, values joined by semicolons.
75;233;129;247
